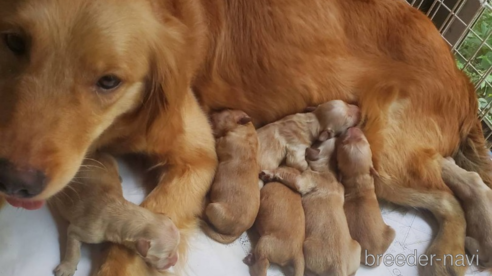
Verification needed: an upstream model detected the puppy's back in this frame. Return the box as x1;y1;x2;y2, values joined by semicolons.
256;182;304;237
252;182;305;274
49;153;122;220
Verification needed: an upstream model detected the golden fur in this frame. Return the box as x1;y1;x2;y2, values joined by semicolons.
262;139;361;276
441;158;492;269
201;109;260;244
257;100;360;172
50;153;180;275
337;127;395;265
244;182;305;276
1;0;491;275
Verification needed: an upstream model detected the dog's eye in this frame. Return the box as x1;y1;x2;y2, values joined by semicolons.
97;75;122;91
3;33;27;55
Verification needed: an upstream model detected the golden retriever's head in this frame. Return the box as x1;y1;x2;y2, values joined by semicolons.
0;0;187;208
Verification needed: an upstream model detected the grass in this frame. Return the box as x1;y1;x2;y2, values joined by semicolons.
455;4;492;122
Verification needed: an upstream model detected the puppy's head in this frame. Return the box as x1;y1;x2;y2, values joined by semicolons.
0;0;187;208
210;109;251;137
337;127;375;176
314;100;361;138
136;214;180;271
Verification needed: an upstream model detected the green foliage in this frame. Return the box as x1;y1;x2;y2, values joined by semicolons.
455;7;492;121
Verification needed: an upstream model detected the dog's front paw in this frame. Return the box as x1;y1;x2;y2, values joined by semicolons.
259;170;276;183
54;263;77;276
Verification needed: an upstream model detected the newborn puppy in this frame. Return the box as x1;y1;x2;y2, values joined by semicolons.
441;157;492;268
262;138;361;276
243;182;305;276
202;109;260;244
337;127;395;265
258;100;360;172
50;153;180;276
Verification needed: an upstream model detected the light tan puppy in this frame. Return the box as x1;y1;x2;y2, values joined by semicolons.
441;157;492;268
262;138;361;276
49;153;180;276
257;100;360;172
202;110;260;244
243;182;305;276
337;127;395;265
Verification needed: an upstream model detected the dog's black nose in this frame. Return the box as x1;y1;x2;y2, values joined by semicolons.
0;158;47;198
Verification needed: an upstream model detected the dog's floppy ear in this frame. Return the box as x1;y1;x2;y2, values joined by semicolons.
144;14;190;148
136;239;151;257
306;147;321;161
238;116;252;125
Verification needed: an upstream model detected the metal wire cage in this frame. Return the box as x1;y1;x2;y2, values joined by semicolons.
407;0;492;142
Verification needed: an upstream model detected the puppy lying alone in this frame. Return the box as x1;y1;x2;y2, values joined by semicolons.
202;109;260;244
262;138;361;276
441;157;492;268
257;100;360;172
243;182;305;276
49;153;180;276
337;127;395;265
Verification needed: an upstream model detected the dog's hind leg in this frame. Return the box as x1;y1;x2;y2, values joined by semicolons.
377;182;466;276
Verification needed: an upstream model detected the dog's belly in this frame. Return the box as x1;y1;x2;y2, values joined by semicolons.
194;0;467;130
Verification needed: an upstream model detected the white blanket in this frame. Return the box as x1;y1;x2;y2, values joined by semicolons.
0;159;488;276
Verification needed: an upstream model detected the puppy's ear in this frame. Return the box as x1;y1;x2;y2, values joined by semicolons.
306;147;321;161
136;239;151;257
238;116;252;125
370;167;380;178
303;106;318;113
318;129;334;142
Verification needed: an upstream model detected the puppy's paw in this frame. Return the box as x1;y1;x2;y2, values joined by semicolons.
243;253;255;266
54;263;77;276
259;170;276;183
295;179;316;195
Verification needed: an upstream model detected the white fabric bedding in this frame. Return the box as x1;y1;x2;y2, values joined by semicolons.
0;159;488;276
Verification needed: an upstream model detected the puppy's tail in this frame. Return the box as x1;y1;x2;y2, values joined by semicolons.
199;219;241;244
453;118;492;187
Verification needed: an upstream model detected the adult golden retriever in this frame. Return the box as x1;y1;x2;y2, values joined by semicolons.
0;0;490;275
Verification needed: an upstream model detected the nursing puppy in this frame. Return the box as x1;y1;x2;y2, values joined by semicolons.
202;109;260;244
50;153;180;276
243;182;305;276
257;100;360;172
337;127;395;265
441;157;492;268
262;138;361;276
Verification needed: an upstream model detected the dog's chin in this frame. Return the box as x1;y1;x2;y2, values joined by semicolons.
5;197;45;210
